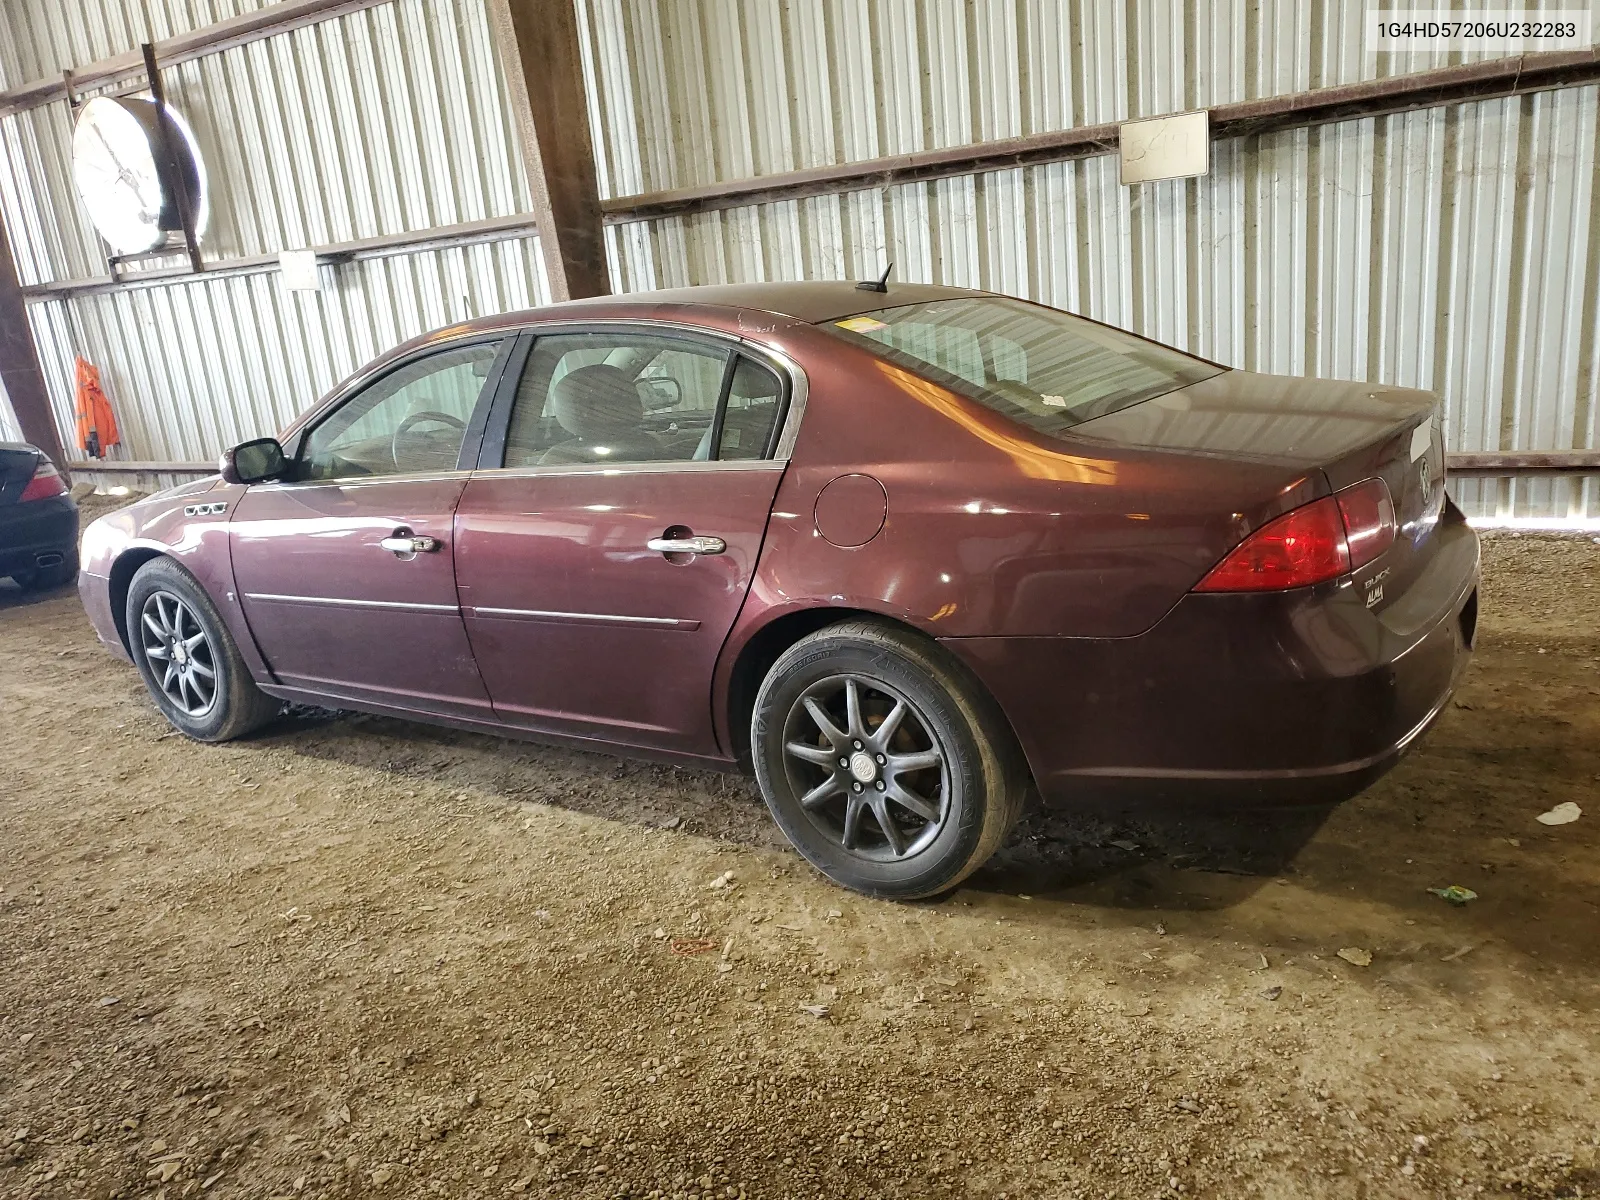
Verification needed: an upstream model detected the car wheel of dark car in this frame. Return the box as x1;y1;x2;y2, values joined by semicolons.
125;558;280;742
11;548;78;591
752;620;1025;899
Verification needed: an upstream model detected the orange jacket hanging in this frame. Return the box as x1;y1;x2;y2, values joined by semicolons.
74;356;120;459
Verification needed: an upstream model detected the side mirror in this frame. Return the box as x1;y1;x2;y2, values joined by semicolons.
220;437;287;485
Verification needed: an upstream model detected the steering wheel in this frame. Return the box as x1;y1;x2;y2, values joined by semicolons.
391;409;467;471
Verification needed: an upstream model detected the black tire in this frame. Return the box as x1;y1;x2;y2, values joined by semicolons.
11;548;78;591
751;619;1026;899
125;557;280;742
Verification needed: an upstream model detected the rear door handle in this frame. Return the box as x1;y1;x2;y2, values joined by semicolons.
380;535;441;555
646;535;726;556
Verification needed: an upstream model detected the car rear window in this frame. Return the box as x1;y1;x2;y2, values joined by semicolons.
822;296;1225;433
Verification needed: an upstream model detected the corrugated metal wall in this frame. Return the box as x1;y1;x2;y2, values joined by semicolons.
600;89;1600;525
1;0;530;284
0;0;276;85
578;0;1542;197
582;0;1598;523
0;0;1595;522
25;238;552;463
0;0;548;466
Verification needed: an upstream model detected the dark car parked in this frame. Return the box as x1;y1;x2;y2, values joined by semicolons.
1;442;78;590
77;282;1479;897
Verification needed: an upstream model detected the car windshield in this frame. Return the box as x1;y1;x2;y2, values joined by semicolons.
822;296;1225;433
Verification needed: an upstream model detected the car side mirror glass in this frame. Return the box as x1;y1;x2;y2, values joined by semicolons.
221;437;287;485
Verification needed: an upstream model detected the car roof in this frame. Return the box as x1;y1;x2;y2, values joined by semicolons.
538;280;987;325
362;281;991;394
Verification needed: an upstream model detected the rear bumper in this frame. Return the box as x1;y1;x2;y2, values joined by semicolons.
944;515;1480;806
0;495;78;576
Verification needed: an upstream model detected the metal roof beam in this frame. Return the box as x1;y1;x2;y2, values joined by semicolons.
0;0;393;117
20;214;540;302
600;49;1600;222
485;0;608;301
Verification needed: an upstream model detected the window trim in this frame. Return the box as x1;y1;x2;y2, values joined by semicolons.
472;320;805;473
281;333;516;485
703;352;739;462
472;458;789;483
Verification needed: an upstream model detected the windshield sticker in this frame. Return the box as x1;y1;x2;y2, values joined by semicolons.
835;316;889;333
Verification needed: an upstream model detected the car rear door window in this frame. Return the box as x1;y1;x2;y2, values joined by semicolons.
499;333;784;467
299;342;501;480
715;358;785;460
503;334;728;467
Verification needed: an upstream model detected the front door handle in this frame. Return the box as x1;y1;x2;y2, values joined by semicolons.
646;535;726;556
380;535;441;555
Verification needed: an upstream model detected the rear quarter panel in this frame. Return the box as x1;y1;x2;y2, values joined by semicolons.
734;329;1324;641
710;328;1327;756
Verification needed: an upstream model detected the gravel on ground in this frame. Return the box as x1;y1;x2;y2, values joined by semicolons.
1;519;1596;1199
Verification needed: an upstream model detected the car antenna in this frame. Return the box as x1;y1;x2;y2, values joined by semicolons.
856;262;893;293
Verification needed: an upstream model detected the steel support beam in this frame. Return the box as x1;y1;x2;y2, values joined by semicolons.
485;0;608;301
0;0;393;117
0;216;69;472
21;214;541;303
1446;451;1600;475
66;460;214;474
602;49;1600;222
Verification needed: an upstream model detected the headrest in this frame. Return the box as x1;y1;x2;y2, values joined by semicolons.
736;366;782;401
549;364;644;441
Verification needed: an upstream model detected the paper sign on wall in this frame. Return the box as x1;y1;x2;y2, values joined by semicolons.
1119;110;1210;185
280;249;321;292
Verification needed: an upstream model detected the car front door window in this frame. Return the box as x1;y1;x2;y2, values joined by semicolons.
300;342;501;480
230;337;506;718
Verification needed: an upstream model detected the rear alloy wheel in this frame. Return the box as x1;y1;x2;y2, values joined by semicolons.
126;557;280;742
781;675;950;860
752;620;1025;899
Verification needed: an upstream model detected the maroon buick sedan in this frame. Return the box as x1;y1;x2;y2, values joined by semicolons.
79;282;1478;897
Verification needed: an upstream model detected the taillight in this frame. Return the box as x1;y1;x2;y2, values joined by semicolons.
1194;497;1349;592
19;460;67;503
1195;479;1398;592
1335;477;1396;568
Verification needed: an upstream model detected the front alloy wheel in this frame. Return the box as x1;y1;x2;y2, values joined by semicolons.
138;590;219;717
125;556;281;742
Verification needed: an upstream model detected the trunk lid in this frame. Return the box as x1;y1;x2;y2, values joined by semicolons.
1069;370;1447;603
0;443;43;505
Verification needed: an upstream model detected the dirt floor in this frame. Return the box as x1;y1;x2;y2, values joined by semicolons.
1;507;1597;1199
